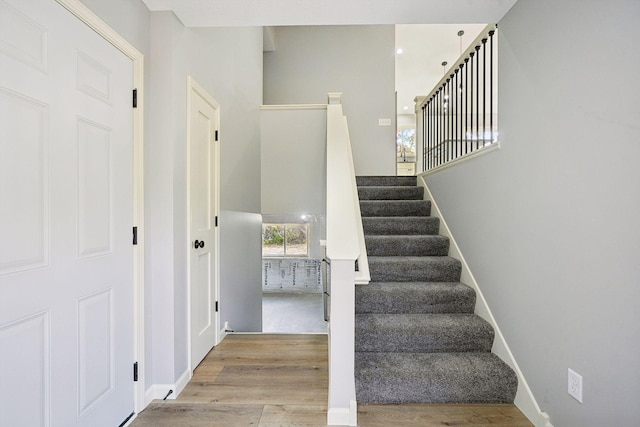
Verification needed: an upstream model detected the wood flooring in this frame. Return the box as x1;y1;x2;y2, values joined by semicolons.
130;334;533;426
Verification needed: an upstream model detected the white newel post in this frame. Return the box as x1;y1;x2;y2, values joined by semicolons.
327;259;357;426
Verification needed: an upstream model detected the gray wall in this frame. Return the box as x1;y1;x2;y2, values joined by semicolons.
79;0;263;388
150;14;264;381
261;108;327;259
424;0;640;425
264;26;396;176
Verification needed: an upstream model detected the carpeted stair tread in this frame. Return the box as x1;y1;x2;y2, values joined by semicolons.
360;200;431;217
362;216;440;236
357;176;417;187
355;313;494;353
365;235;449;256
355;282;476;314
358;186;424;201
368;256;461;282
354;175;517;405
355;352;517;404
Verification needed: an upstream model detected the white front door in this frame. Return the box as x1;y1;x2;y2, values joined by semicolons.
0;0;135;426
188;77;220;369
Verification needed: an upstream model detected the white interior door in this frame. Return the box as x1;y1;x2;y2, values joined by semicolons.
0;0;135;426
188;77;220;370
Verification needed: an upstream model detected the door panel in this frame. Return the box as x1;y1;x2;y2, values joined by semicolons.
189;81;219;369
0;0;134;425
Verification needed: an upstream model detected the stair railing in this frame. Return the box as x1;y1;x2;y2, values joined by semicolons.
325;92;368;426
418;24;498;172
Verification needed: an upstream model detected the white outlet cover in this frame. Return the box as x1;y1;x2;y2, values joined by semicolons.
568;368;583;403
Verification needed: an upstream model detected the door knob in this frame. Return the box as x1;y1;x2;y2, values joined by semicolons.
194;240;205;249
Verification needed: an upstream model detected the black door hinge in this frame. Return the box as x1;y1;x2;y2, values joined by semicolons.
215;216;218;227
215;301;219;312
133;362;138;382
133;226;138;245
132;89;137;108
215;130;219;141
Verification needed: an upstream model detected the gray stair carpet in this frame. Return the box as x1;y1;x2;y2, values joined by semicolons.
355;175;517;404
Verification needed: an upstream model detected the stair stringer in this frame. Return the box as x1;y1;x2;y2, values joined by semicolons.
417;175;553;427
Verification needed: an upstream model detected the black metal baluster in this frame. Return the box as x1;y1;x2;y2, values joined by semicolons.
489;29;495;144
464;58;469;154
421;104;425;171
428;99;432;170
441;85;444;166
459;64;463;158
482;37;487;147
469;51;474;152
436;90;440;167
475;45;480;150
453;69;457;159
430;96;434;169
449;75;453;161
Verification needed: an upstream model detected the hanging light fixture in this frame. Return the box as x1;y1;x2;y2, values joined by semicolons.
441;61;449;112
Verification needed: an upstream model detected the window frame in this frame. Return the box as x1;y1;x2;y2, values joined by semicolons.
261;222;310;258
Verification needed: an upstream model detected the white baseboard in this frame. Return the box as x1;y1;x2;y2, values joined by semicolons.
219;327;228;342
417;175;553;427
174;368;191;396
143;368;192;407
327;400;357;426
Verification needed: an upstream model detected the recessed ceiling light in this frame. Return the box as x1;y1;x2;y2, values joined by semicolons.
396;48;404;55
403;106;409;111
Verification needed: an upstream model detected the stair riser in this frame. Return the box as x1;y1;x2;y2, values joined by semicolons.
358;187;424;201
355;315;494;353
368;257;461;282
357;176;417;187
355;282;476;314
362;217;440;235
355;353;518;404
360;201;431;217
354;175;517;406
365;236;449;256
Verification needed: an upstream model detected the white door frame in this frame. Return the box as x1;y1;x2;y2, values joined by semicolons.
54;0;146;413
186;75;221;374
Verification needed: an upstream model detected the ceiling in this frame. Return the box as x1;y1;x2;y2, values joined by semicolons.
141;0;517;117
140;0;517;27
395;24;487;117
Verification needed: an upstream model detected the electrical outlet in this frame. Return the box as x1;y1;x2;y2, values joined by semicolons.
568;368;583;403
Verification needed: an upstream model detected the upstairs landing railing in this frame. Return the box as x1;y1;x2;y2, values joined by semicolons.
419;24;498;172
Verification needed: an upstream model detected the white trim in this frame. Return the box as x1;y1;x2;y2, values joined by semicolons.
417;176;553;427
174;368;191;397
186;76;222;376
261;104;327;110
142;367;195;406
422;141;500;175
326;400;357;426
54;0;146;414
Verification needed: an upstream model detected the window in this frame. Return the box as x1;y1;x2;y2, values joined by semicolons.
262;223;308;257
396;127;416;161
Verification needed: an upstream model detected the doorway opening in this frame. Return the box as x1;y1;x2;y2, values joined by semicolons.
261;217;327;334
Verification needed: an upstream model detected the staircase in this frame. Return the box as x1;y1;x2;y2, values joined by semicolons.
354;175;517;404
